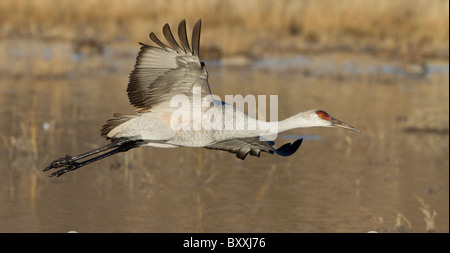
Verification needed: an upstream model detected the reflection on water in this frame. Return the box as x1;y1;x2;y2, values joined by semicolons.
0;40;448;233
237;53;448;77
281;134;322;141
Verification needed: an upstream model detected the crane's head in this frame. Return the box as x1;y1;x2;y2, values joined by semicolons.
307;110;360;132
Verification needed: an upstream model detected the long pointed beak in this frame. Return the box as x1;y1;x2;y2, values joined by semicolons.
331;118;360;132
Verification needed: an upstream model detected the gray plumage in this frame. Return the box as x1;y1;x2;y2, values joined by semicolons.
205;137;275;159
126;19;209;112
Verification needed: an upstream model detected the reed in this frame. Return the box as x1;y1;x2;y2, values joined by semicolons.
1;0;448;56
361;194;441;233
414;195;437;233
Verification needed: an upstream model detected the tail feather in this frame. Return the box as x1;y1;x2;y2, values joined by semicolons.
101;113;136;138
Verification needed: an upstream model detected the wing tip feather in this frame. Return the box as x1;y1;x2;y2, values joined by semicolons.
192;19;202;56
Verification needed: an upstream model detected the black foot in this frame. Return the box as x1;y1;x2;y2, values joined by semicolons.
49;163;81;177
43;155;73;171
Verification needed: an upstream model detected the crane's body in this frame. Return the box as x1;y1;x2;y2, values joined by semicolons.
103;98;265;147
44;19;359;177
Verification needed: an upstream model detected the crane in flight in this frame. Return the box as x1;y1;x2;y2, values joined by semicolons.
43;19;360;177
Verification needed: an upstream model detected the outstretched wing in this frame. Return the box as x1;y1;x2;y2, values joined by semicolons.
127;19;211;112
205;137;303;160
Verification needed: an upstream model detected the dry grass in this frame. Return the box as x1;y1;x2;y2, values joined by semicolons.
361;195;440;233
415;195;438;233
0;0;448;56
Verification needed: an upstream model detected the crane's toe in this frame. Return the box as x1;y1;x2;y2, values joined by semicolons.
43;155;73;171
49;163;80;177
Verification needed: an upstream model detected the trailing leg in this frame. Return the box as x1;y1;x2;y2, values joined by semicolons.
44;139;144;177
43;140;122;171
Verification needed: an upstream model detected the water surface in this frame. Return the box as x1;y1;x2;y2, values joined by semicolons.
0;40;448;232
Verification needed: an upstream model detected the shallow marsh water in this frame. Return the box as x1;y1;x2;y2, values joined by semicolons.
0;40;448;232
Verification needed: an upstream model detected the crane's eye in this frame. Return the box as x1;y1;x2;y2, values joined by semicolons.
316;110;331;121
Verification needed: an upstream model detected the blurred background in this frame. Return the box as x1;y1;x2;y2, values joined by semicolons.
0;0;448;232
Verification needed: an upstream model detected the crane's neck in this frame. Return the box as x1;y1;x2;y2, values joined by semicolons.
213;107;323;140
280;111;320;131
257;111;321;136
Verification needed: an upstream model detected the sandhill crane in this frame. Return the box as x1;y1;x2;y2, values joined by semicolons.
43;19;359;177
